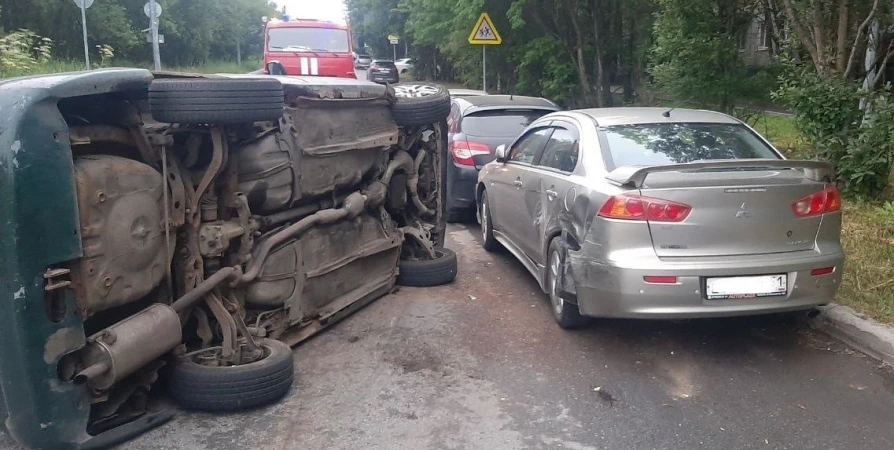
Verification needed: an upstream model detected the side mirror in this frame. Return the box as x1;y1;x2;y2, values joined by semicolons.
266;61;287;75
495;144;508;162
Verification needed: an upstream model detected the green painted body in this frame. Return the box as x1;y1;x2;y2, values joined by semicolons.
0;69;153;449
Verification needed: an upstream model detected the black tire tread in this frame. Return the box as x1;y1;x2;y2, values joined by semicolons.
480;191;500;252
172;378;293;411
169;338;294;411
149;79;283;93
390;83;451;127
171;377;293;402
397;247;458;287
547;239;587;329
149;78;284;124
173;365;292;391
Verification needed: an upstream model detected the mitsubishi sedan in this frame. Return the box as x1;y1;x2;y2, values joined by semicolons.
476;108;844;328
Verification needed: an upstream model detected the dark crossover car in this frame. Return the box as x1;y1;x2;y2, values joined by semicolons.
0;71;454;449
446;95;559;222
477;108;844;328
367;60;400;84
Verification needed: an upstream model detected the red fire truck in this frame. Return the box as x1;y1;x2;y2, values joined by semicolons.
263;17;357;78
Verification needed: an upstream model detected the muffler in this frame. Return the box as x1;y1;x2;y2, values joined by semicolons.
73;303;182;390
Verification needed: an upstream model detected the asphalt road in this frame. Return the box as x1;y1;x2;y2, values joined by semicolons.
2;223;893;450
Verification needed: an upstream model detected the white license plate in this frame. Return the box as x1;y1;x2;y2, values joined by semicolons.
705;274;787;300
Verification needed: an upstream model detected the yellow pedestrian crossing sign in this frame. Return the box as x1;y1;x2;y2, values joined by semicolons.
468;13;502;45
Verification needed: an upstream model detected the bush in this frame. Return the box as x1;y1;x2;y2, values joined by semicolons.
0;29;53;76
775;66;894;195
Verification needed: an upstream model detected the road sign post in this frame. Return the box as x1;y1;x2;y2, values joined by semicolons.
73;0;94;70
468;13;502;93
144;1;163;70
388;35;400;61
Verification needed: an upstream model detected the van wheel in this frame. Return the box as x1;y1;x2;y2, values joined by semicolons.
547;239;587;329
390;83;451;127
169;338;294;411
397;247;458;287
149;78;284;124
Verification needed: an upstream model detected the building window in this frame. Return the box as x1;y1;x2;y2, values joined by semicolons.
758;21;770;51
737;28;747;52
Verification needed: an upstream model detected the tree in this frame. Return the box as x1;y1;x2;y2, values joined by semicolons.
650;0;765;113
775;0;892;79
0;0;277;66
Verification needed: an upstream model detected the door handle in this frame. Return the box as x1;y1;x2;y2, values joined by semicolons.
545;189;558;200
513;179;523;188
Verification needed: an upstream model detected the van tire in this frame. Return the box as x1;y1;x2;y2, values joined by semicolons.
169;338;294;411
149;78;284;124
390;83;451;127
397;247;458;287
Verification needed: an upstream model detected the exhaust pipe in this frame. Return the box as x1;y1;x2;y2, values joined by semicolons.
73;362;110;385
806;309;821;319
73;304;182;390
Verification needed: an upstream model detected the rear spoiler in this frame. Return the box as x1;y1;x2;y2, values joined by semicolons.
606;159;835;188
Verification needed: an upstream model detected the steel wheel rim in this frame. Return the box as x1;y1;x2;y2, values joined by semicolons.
549;251;563;315
394;84;440;98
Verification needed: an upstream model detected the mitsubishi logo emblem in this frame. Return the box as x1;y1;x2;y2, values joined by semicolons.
735;202;751;218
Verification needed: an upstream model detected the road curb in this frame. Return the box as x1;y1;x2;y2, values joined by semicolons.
809;304;894;367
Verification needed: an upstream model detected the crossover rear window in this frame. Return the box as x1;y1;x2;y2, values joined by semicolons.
602;123;780;168
461;109;552;137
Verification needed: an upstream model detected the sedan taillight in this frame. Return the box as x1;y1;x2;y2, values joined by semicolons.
791;186;840;218
598;195;691;222
450;141;490;166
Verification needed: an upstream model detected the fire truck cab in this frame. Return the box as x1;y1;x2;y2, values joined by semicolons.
263;17;357;79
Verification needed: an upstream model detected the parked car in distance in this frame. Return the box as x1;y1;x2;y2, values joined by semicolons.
395;58;415;75
368;60;400;84
447;95;559;222
354;52;373;69
476;107;844;328
449;88;488;98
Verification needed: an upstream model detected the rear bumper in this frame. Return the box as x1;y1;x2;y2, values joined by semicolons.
570;249;844;319
369;74;399;84
447;162;479;212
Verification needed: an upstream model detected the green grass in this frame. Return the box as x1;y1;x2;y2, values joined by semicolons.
0;57;262;79
838;201;894;323
752;115;894;323
751;114;812;158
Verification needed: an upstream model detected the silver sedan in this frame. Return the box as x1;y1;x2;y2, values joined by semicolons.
476;108;844;328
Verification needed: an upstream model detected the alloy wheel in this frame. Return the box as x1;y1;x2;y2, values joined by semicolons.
393;84;441;98
549;251;564;315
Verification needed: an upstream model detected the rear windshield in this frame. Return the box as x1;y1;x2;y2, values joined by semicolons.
461;109;553;137
268;28;350;53
602;123;779;168
372;61;396;68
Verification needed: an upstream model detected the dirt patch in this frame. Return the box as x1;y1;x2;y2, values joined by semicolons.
389;346;445;374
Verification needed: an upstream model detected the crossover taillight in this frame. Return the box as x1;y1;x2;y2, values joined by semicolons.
791;186;840;218
598;195;691;222
450;141;490;166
